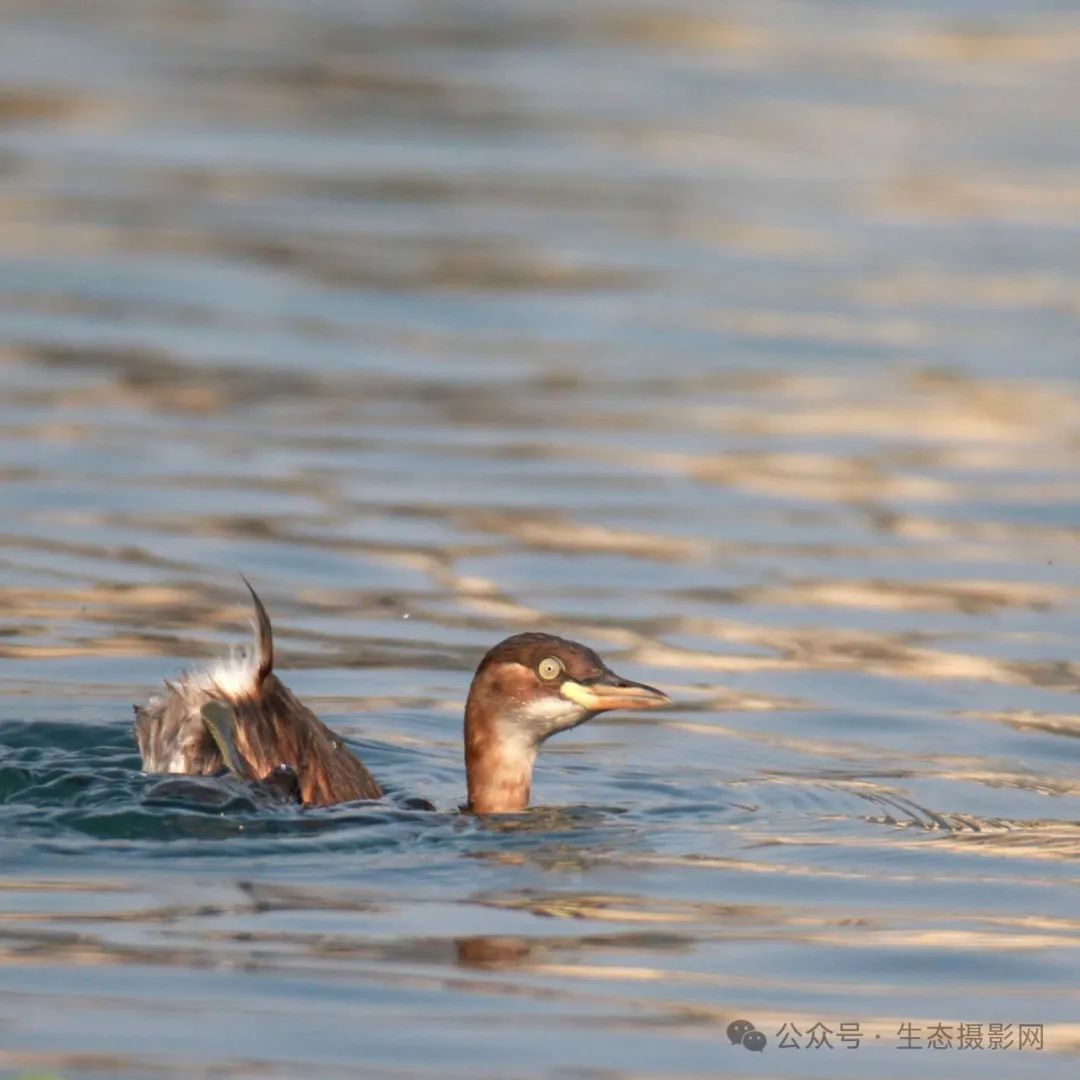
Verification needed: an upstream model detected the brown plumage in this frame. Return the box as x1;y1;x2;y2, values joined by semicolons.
462;632;670;814
134;580;381;805
135;586;669;813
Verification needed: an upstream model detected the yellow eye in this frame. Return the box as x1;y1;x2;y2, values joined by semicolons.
537;656;563;681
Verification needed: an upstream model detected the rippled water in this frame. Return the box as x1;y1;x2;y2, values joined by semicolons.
1;1;1078;1077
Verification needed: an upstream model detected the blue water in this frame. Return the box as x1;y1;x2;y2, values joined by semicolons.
1;1;1078;1077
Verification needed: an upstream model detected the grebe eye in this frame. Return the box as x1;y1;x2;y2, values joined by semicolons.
537;657;563;681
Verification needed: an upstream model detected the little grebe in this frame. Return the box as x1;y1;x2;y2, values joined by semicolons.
135;582;669;813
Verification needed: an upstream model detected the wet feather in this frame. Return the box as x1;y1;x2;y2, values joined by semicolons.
134;583;382;806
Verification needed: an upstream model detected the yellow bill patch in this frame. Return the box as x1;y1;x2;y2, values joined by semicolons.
559;680;599;709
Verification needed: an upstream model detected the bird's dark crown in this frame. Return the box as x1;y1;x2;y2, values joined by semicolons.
474;632;607;685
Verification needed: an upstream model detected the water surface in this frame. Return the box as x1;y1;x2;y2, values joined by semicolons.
1;1;1078;1077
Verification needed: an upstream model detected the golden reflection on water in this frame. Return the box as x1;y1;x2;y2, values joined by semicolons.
1;0;1079;1075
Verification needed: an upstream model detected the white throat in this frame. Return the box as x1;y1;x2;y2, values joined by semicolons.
512;695;588;745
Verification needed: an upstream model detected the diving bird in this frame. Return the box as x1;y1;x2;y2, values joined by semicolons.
135;582;670;813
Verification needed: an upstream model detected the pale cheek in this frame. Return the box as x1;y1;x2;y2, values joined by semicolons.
518;695;585;739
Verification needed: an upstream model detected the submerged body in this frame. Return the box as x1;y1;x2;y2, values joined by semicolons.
135;582;668;813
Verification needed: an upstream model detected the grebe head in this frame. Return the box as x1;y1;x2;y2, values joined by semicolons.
464;632;669;814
